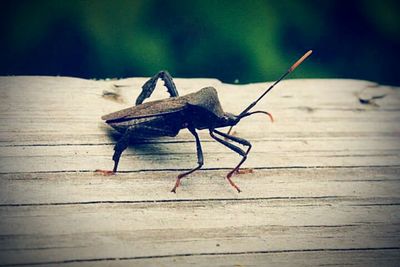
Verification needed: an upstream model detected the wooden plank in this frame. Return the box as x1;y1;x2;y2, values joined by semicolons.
40;250;400;267
2;199;398;233
0;200;399;265
0;143;399;173
1;77;397;106
0;76;399;266
0;167;399;205
1;118;399;142
0;77;399;147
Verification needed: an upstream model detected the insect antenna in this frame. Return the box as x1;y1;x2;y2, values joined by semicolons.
226;50;312;135
240;110;274;122
238;50;313;118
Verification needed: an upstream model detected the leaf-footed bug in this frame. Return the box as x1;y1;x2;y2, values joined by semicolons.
99;50;312;193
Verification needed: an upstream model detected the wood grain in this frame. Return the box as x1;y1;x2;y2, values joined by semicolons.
0;76;399;266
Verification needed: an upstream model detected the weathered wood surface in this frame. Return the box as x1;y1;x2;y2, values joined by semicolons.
0;76;399;266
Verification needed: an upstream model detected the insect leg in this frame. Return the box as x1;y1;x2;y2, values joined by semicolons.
111;129;131;172
112;119;178;173
171;127;204;193
214;130;252;179
213;129;252;147
136;70;179;105
209;130;252;193
95;128;132;175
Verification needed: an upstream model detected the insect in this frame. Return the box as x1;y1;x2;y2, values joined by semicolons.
100;50;312;193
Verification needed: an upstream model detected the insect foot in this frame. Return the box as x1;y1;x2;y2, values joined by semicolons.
94;169;116;176
171;176;182;193
226;172;242;193
235;168;254;174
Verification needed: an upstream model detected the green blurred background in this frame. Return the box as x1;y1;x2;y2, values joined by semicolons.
1;0;399;85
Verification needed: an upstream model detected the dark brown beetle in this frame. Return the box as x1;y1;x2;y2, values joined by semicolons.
101;50;312;193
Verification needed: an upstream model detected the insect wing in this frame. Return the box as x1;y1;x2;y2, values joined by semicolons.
102;97;186;123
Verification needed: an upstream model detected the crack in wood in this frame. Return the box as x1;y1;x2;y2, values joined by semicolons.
1;164;400;175
0;195;344;207
1;196;398;208
1;247;399;266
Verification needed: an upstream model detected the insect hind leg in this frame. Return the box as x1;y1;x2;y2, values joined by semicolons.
95;129;131;175
136;70;179;105
112;130;131;172
112;118;180;172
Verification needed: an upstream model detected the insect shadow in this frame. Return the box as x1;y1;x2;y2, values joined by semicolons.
103;126;173;156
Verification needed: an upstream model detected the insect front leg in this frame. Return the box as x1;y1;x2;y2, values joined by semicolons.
213;129;252;177
209;129;252;192
136;70;179;105
171;127;204;193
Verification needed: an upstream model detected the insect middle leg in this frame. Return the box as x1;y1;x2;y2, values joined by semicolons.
136;70;179;105
209;129;252;192
171;127;204;193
